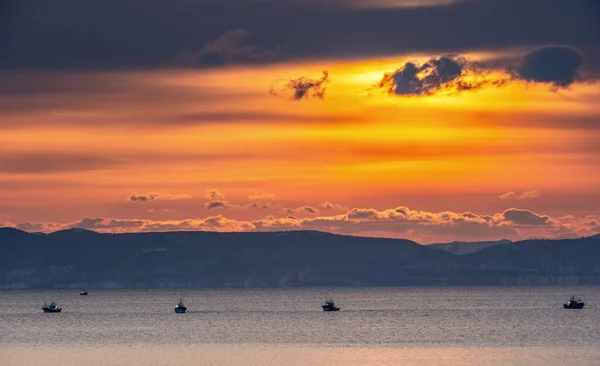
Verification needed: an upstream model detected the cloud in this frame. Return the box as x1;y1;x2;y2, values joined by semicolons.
318;201;348;210
128;192;191;202
176;29;286;68
514;45;584;88
375;54;512;96
376;45;589;97
128;193;159;202
377;55;466;96
501;208;551;226
205;201;231;210
205;189;227;201
9;205;597;243
245;202;270;209
271;71;330;101
71;217;146;230
284;206;319;215
15;221;62;232
518;190;542;200
499;191;516;200
204;189;232;210
3;0;599;70
499;190;541;200
243;193;276;209
248;193;275;202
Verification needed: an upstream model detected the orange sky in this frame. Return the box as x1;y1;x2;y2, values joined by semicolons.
1;52;599;242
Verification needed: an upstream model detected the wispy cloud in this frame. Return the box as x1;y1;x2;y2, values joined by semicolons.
499;190;542;200
518;190;542;200
175;29;287;68
271;71;330;100
128;192;192;202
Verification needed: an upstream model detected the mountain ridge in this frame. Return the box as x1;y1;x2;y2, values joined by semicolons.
1;228;598;288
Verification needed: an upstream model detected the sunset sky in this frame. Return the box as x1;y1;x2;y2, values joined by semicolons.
1;0;599;243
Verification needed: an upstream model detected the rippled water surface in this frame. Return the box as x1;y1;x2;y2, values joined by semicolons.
1;287;599;365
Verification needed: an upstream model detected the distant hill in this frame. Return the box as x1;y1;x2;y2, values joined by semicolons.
429;239;512;255
0;228;599;288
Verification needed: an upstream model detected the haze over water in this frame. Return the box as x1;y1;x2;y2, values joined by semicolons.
1;287;599;365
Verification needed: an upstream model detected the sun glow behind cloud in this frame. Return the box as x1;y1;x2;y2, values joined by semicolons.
0;50;599;240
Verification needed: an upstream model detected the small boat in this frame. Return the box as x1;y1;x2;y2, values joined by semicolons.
564;295;585;309
42;301;62;313
322;299;340;312
80;290;88;296
174;298;187;313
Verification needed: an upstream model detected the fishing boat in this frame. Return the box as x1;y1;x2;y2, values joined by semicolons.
80;290;88;296
322;299;340;312
174;298;187;313
564;295;585;309
42;301;62;313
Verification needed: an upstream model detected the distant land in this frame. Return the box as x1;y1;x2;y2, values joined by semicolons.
1;227;599;289
429;239;512;255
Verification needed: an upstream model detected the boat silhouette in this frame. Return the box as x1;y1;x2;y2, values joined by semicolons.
174;298;187;313
564;295;585;309
42;301;62;313
322;299;340;311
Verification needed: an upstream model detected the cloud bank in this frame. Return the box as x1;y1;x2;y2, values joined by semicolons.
7;205;599;243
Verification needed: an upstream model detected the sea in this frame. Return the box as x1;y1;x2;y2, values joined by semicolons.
1;287;599;366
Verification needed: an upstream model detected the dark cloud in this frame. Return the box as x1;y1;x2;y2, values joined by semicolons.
502;208;551;226
272;71;329;100
128;192;191;202
205;201;231;210
246;202;270;209
377;55;468;96
514;45;584;88
2;0;598;70
377;45;590;97
128;193;159;202
283;206;319;214
204;189;232;210
175;29;286;67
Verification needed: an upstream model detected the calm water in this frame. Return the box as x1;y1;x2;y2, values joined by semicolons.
1;287;599;365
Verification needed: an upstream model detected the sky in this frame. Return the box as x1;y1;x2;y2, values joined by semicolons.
1;0;599;243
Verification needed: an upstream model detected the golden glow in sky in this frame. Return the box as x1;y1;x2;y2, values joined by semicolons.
1;51;599;242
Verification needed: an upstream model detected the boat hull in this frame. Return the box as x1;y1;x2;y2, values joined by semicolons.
564;303;585;309
42;308;62;313
322;306;340;312
174;307;187;313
